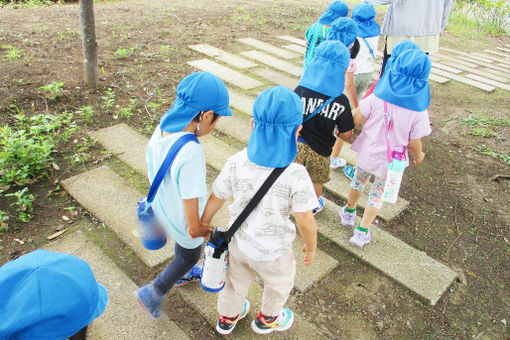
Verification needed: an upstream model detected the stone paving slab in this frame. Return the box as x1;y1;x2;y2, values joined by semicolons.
316;197;458;306
277;35;307;46
188;44;257;69
90;123;149;177
441;47;494;63
45;231;189;339
61;166;174;267
485;49;510;58
238;38;300;60
187;59;264;90
240;50;303;77
283;44;306;54
216;114;251;144
441;61;510;83
456;56;510;74
496;46;510;53
326;167;409;222
473;52;509;64
228;87;255;116
250;67;300;89
432;62;462;74
429;73;450;84
178;282;326;339
433;54;479;68
430;68;495;92
480;67;510;79
466;74;510;91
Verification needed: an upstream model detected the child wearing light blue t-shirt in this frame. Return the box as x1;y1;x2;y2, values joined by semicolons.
134;71;232;320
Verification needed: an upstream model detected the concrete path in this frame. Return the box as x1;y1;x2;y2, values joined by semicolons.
87;123;456;305
45;230;189;339
187;59;264;90
237;38;300;60
188;44;257;69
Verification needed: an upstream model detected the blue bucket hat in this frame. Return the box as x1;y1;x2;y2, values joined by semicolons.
160;71;233;132
248;86;303;168
326;17;358;48
299;40;350;97
352;3;381;38
374;49;431;112
0;250;108;339
318;1;349;25
385;40;420;71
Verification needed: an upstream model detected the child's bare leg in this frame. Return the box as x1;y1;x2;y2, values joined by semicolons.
313;183;323;199
360;206;380;229
347;187;362;209
331;137;344;158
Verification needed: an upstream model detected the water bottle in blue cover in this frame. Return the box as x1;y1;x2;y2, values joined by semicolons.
201;227;229;293
137;197;167;250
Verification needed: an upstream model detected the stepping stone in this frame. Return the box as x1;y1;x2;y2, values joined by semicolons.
429;73;450;84
465;74;510;91
277;35;307;46
240;50;303;77
325;168;409;222
472;52;510;65
496;46;510;53
178;282;325;339
188;44;257;69
90;123;148;177
339;142;358;166
441;47;494;63
187;59;264;90
484;49;510;58
215;114;251;145
455;56;510;74
441;61;510;83
434;54;479;68
237;38;300;60
61;166;174;267
432;62;462;74
45;231;189;339
283;44;306;55
430;68;495;92
315;197;458;306
228;87;254;116
250;67;300;89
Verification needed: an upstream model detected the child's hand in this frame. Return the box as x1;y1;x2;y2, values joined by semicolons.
413;151;425;164
302;245;316;266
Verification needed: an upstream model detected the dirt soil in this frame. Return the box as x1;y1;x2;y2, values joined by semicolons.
1;0;509;339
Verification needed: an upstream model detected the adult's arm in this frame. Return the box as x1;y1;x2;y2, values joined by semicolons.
441;0;455;32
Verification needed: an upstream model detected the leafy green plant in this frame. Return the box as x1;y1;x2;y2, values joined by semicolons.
0;211;9;232
118;98;138;119
147;101;161;113
458;113;509;138
114;47;134;59
160;45;174;59
6;187;35;222
1;0;53;8
0;110;75;186
452;0;510;36
101;89;116;110
476;145;510;164
39;81;64;101
77;105;94;123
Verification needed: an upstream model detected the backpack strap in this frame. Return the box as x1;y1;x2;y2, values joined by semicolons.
146;133;199;205
304;96;337;123
362;37;375;59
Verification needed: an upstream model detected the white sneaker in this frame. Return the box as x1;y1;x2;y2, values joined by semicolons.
339;205;356;227
330;157;347;168
350;229;371;247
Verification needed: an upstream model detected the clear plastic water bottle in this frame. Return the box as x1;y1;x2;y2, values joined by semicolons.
383;151;407;203
200;227;228;293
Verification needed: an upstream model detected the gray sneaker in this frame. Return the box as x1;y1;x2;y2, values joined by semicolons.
339;205;356;227
349;229;371;248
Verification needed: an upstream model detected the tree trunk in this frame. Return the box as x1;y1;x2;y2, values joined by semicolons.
79;0;98;89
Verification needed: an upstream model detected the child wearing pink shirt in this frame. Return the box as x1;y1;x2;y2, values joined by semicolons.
339;49;432;247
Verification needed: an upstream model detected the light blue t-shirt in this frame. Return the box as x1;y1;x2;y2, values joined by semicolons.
146;127;207;249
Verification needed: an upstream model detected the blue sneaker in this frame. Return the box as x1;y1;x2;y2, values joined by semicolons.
175;265;203;287
343;165;355;181
251;308;294;334
134;282;163;319
313;197;325;215
216;300;251;335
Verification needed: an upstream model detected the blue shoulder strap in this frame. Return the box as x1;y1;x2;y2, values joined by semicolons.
362;37;375;59
304;96;337;123
146;133;199;204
